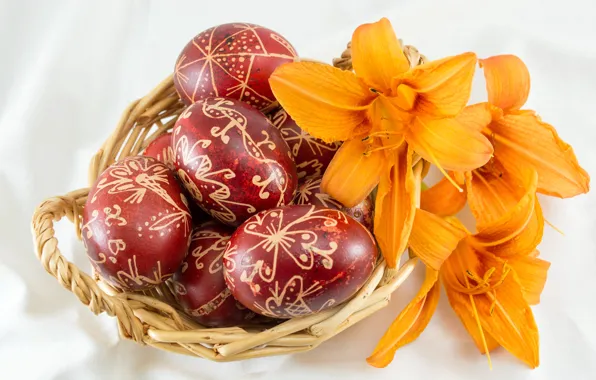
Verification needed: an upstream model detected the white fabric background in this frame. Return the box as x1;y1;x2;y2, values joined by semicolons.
1;0;595;379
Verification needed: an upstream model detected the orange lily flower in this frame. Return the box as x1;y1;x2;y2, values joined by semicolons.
368;168;550;368
270;18;493;267
422;54;590;223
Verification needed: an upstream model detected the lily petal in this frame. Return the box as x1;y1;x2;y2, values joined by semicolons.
456;102;499;131
473;196;544;258
465;159;534;229
367;267;440;367
470;171;544;257
398;52;477;117
406;116;493;173
492;111;590;198
370;95;409;146
374;144;415;268
409;209;467;270
508;255;551;305
420;173;467;217
443;244;540;367
270;61;375;142
351;17;410;93
445;290;502;354
442;241;500;354
480;55;530;112
322;137;384;208
474;252;540;368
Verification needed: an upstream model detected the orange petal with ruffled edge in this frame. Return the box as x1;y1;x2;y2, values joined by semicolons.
491;110;590;198
441;240;500;355
397;52;477;117
406;116;493;176
270;61;376;143
420;172;467;217
351;17;410;94
508;255;551;305
409;209;467;270
321;137;384;208
367;267;440;368
373;144;415;268
480;55;530;112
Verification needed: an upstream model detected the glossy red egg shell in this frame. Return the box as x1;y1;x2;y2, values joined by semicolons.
223;205;377;318
270;108;341;181
172;222;255;327
174;22;297;111
294;177;374;231
82;156;192;291
143;132;176;171
143;133;211;225
172;98;298;227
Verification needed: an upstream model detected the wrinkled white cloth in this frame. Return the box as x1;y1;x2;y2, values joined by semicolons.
1;0;595;379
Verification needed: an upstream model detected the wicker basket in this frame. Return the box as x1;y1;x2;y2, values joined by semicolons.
31;43;425;362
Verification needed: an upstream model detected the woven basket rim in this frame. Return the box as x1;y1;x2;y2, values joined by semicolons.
30;42;425;362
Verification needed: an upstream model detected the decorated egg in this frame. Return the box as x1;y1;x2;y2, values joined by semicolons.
270;108;341;181
223;205;377;318
172;97;298;227
294;177;374;231
173;22;297;111
81;156;192;291
142;133;210;225
143;132;176;171
172;222;255;327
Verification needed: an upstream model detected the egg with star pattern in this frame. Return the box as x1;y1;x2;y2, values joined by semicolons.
174;22;297;111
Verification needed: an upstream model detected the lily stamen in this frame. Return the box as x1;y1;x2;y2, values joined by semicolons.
364;143;403;155
367;131;402;138
461;264;511;297
489;290;497;316
545;219;565;236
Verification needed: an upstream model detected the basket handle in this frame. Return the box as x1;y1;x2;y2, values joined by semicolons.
31;188;145;342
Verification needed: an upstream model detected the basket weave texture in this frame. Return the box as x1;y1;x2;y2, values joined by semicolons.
31;43;425;361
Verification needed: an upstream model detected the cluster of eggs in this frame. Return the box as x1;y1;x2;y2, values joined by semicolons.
81;22;377;327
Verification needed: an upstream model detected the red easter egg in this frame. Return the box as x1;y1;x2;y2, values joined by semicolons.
81;156;192;291
143;133;211;225
223;205;377;318
143;132;176;171
172;222;255;327
270;108;341;181
172;97;298;227
174;22;297;111
294;177;374;231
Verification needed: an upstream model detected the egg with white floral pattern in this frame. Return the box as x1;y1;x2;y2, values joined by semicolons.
172;222;256;327
270;108;341;181
172;97;298;227
81;156;192;291
223;204;377;318
293;177;374;231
